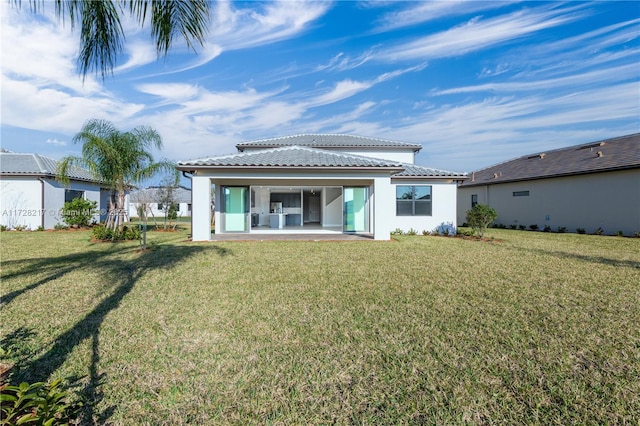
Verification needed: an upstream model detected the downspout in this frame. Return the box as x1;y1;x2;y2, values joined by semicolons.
38;177;46;229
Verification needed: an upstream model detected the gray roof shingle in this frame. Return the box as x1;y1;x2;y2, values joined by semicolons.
130;186;191;203
460;133;640;187
179;145;406;169
0;152;98;182
178;145;467;178
236;134;422;152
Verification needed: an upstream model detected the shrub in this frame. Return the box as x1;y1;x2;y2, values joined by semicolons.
391;228;404;236
576;228;586;234
54;223;69;230
92;225;140;241
465;204;498;238
529;224;539;231
0;225;7;232
406;228;418;236
61;198;98;227
36;226;44;231
509;224;517;230
421;230;431;236
518;224;526;230
543;225;551;232
0;379;82;425
594;227;604;235
557;226;567;233
615;230;624;237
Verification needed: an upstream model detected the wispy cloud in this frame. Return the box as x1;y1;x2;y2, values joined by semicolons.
376;4;587;62
373;0;515;33
433;63;639;95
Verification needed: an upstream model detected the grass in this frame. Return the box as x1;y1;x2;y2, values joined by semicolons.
1;228;639;424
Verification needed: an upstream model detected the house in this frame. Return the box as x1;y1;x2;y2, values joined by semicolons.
0;150;109;229
177;134;467;241
127;186;192;218
457;133;640;235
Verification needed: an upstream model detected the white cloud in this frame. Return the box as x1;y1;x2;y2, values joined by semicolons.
45;138;67;146
377;5;586;62
373;1;514;32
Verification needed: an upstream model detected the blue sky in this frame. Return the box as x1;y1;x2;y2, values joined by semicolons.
1;1;639;174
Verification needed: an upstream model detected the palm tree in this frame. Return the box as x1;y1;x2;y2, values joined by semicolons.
12;0;210;79
57;119;177;231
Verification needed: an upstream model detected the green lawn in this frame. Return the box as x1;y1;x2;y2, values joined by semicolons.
1;229;638;424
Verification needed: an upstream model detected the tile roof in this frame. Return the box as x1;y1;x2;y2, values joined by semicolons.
178;145;467;178
129;186;191;203
236;134;423;152
460;133;640;187
394;163;468;178
178;145;406;169
0;152;98;182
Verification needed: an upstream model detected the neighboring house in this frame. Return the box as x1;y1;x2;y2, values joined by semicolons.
128;186;192;218
0;151;109;229
177;134;467;241
457;133;640;235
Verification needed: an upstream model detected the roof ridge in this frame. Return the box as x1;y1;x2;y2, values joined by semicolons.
236;133;422;147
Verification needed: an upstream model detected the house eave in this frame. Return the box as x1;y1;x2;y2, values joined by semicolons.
176;165;405;173
459;165;639;188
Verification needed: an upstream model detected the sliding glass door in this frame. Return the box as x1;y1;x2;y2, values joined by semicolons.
223;186;248;232
343;187;369;232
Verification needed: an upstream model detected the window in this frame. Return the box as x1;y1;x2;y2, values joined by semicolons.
396;185;432;216
513;191;530;197
64;190;84;203
471;194;478;208
157;203;164;210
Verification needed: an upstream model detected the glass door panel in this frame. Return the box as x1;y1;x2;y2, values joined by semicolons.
343;187;369;232
224;187;248;232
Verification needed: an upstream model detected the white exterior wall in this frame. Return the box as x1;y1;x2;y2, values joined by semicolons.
129;202;191;218
457;169;640;235
1;178;43;230
372;177;393;240
0;177;103;229
191;176;212;241
43;179;102;228
391;179;459;234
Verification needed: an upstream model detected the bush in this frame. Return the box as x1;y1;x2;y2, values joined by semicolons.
509;224;517;230
422;230;431;236
391;228;404;236
543;225;551;232
557;226;567;233
594;227;604;235
61;198;98;227
465;204;498;238
529;224;539;231
0;379;82;425
92;225;140;241
576;228;586;234
615;230;624;237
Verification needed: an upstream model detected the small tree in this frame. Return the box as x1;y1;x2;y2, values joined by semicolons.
466;204;498;238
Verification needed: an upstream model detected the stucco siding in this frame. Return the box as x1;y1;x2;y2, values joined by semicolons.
1;178;43;229
458;169;640;235
391;179;458;234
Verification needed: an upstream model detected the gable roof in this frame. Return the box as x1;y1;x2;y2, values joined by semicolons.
460;133;640;187
236;134;422;152
0;152;99;182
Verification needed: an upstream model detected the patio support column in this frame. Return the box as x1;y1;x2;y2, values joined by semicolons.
373;176;393;240
191;175;211;241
